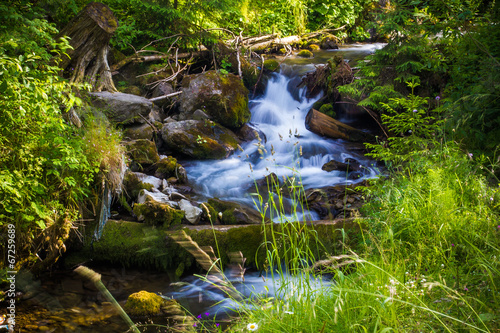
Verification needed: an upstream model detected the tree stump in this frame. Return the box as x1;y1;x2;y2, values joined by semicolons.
56;2;118;92
305;108;375;143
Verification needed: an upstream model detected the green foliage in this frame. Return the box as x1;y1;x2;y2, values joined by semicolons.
366;81;444;165
0;4;123;270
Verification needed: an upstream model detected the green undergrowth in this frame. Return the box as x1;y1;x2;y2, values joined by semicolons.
220;143;499;332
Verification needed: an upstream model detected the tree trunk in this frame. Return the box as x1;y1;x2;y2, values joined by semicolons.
56;2;118;92
305;108;375;143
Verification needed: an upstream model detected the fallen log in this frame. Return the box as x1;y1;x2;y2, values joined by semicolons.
305;108;375;143
250;35;301;52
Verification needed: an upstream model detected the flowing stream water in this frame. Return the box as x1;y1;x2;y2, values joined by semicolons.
13;44;386;333
184;43;386;218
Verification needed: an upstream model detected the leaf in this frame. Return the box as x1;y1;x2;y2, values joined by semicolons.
36;219;46;229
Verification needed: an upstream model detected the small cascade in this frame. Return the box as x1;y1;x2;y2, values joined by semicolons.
185;68;377;212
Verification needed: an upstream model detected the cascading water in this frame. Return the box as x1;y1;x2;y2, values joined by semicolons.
185;65;378;213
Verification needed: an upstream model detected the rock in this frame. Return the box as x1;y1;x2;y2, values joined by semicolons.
125;139;160;166
154;156;180;179
236;123;266;142
322;159;361;172
124;291;163;317
133;192;184;227
263;59;280;72
207;198;262;225
164;117;176;123
137;189;177;207
179;200;203;225
120;85;142;96
179;71;250;129
320;35;339;50
160;120;240;160
123;170;154;200
192;109;211;120
133;173;164;191
151;81;174;99
297;50;314;58
89;91;153;125
123;123;155;141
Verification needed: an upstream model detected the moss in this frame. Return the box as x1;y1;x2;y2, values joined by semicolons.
200;202;218;223
133;201;184;227
278;48;287;54
155;156;179;178
297;50;314;58
319;103;336;118
264;59;280;72
175;262;185;278
90;220;192;271
222;210;237;225
125;139;160;165
309;44;320;51
124;291;163;317
123;170;154;199
121;85;142;96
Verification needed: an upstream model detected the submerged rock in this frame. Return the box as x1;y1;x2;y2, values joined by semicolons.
322;158;361;172
179;71;250;129
160;120;239;160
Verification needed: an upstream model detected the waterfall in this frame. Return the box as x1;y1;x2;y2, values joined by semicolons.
184;68;377;208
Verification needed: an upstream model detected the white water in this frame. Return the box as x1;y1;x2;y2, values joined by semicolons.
185;68;378;210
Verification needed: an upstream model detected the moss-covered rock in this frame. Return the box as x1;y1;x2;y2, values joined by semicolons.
154;156;179;179
121;85;142;96
89;220;192;271
320;34;339;50
124;291;163;317
160;120;240;160
263;59;280;72
179;71;250;129
125;139;160;165
123;123;155;141
133;200;184;227
207;198;262;225
123;170;154;200
319;103;336;118
297;50;314;58
308;44;320;51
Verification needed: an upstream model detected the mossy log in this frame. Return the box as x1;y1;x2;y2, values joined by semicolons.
305;108;375;143
56;2;118;92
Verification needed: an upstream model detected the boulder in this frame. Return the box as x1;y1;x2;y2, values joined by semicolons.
179;71;250;129
89;91;153;125
236;123;266;143
125;139;160;166
179;199;203;225
160;120;240;160
207;198;262;225
124;291;163;317
123;123;155;141
123;170;154;200
320;35;339;50
133;191;184;227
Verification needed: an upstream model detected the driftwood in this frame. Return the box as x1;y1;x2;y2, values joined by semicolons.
305;108;374;143
57;2;118;92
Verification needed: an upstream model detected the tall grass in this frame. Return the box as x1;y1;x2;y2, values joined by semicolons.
225;141;500;332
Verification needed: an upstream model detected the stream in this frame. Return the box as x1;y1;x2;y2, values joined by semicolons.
10;43;385;333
